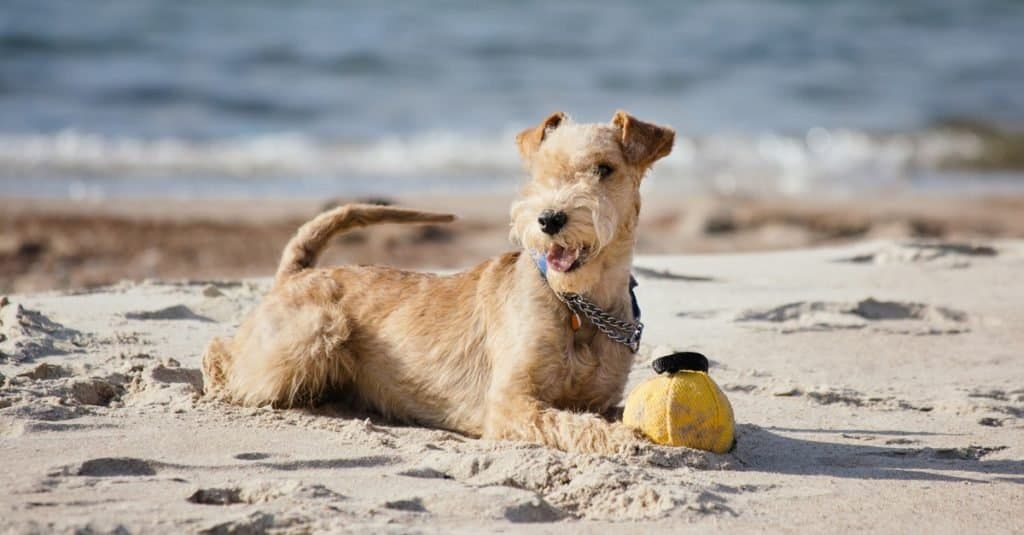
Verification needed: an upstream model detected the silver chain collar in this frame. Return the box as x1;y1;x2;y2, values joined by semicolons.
558;292;644;353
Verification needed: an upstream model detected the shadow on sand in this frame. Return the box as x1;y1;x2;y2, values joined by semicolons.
733;424;1023;483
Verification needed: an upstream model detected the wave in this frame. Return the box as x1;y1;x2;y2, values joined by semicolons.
0;130;523;177
0;126;1017;196
95;86;318;119
0;32;144;55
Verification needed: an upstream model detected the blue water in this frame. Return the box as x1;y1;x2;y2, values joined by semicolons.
2;0;1023;198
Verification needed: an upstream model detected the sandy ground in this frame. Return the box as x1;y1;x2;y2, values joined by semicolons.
4;194;1024;293
1;239;1022;533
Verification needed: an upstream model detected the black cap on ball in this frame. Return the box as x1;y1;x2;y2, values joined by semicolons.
652;352;709;374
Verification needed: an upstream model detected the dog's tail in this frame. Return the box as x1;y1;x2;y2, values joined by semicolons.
275;203;456;284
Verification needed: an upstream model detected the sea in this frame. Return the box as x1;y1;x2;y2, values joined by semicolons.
1;0;1023;199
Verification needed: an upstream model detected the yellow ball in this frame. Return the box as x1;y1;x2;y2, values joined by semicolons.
623;353;735;453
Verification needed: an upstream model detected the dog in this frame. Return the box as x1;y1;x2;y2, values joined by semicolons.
202;111;675;454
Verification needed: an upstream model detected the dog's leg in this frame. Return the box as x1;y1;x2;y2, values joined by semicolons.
482;345;643;454
484;396;642;454
202;277;357;408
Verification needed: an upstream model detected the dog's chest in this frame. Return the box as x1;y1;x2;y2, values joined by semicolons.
551;335;632;412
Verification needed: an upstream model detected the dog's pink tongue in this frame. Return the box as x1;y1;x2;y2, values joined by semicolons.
546;245;579;273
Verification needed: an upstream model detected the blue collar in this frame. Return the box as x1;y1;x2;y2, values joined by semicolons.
532;253;641;320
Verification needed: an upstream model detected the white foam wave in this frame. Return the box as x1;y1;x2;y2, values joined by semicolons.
0;128;986;195
0;130;523;177
666;127;984;195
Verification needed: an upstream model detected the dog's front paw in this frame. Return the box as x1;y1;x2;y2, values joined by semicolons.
607;423;647;455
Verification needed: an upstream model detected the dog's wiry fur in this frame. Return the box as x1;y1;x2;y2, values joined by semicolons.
202;111;675;454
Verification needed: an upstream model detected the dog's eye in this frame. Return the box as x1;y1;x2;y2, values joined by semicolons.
595;163;614;179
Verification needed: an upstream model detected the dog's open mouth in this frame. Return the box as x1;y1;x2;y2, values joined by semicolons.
546;245;585;273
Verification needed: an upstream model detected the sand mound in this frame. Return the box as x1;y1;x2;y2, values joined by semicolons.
188;480;343;506
124;304;213;322
119;358;204;410
838;241;998;266
1;363;127;420
403;447;734;521
737;298;969;334
0;298;87;361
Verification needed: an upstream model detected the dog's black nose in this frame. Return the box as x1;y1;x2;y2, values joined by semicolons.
538;210;567;235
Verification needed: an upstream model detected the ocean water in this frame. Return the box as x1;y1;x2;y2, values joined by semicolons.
1;0;1023;199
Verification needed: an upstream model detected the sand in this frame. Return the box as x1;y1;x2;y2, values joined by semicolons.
1;238;1022;533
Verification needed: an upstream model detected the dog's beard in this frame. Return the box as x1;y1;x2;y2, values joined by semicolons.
509;184;618;274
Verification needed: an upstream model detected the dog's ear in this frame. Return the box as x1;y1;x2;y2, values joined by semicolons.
516;111;567;161
611;110;674;168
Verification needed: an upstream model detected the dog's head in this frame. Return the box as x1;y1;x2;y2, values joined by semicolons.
510;111;674;293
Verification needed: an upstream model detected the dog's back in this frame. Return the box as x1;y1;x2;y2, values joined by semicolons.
203;203;457;409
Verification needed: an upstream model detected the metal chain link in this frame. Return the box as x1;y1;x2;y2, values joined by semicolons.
559;292;643;353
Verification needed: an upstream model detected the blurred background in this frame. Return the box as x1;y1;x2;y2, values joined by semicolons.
2;0;1023;291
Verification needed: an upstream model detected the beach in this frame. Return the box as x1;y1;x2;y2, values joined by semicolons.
4;1;1024;531
2;227;1022;532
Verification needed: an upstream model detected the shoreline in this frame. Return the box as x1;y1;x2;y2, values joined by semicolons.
4;193;1024;293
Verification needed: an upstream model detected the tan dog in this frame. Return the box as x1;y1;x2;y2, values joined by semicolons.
202;111;674;454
